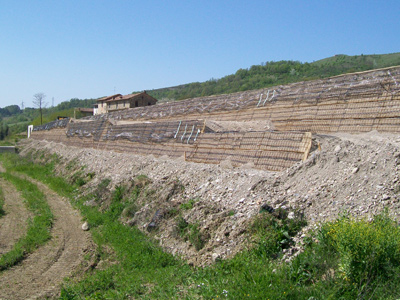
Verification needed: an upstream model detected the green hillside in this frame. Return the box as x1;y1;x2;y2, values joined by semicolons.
147;52;400;101
313;52;400;68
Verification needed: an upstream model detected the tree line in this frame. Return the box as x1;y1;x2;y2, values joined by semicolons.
147;53;400;101
0;96;97;140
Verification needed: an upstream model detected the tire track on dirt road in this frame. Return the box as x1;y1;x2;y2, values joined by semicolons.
0;179;32;256
0;176;92;300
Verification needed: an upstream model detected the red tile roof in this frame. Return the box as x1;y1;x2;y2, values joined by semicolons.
104;92;142;103
97;91;157;104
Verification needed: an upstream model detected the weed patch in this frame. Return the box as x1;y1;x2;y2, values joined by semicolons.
0;185;4;217
180;198;198;210
134;174;151;188
93;178;111;203
176;216;208;251
249;208;307;259
317;212;400;297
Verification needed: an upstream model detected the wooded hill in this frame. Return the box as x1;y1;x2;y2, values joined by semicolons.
146;52;400;101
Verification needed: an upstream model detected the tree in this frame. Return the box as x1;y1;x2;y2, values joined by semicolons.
4;105;21;116
0;121;3;140
33;93;47;125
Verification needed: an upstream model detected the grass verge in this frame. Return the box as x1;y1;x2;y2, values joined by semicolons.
0;184;5;217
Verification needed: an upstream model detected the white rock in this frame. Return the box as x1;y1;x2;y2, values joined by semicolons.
334;145;341;153
212;253;220;262
81;221;90;231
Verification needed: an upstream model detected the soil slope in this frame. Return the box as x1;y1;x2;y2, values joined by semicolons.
18;131;400;266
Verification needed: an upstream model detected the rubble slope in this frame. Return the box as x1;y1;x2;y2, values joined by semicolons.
20;131;400;266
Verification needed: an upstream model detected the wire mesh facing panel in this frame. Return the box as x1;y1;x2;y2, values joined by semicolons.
186;131;312;171
86;67;400;125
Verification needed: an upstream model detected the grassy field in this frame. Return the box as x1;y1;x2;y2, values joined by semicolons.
1;152;400;299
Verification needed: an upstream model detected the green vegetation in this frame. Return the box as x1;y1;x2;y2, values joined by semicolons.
250;208;307;259
0;185;4;217
121;176;151;219
0;97;96;142
180;198;198;210
176;216;208;251
1;153;400;299
0;171;53;270
316;212;400;297
147;52;400;101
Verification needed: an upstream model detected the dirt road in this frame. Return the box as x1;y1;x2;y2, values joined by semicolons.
0;179;32;256
0;177;91;299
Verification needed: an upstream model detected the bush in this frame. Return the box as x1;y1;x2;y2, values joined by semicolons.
176;216;208;250
319;212;400;294
250;209;307;259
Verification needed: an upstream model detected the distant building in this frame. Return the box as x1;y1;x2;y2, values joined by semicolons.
76;108;94;117
95;91;158;115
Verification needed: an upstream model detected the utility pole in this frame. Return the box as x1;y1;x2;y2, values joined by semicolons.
52;97;54;107
21;101;24;110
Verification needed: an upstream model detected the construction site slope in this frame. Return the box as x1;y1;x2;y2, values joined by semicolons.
31;66;400;171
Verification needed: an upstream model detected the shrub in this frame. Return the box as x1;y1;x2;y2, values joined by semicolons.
121;202;138;218
250;209;307;259
72;172;86;187
93;178;111;202
176;216;208;250
319;212;400;292
176;216;188;236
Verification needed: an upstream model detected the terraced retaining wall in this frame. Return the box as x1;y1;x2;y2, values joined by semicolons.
31;118;312;171
95;66;400;133
31;66;400;171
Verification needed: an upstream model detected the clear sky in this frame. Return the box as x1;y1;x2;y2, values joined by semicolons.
0;0;399;109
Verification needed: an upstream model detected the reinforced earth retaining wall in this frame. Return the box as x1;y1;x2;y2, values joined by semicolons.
30;118;312;171
93;66;400;133
30;66;400;171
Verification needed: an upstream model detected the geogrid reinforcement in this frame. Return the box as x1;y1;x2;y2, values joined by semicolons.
30;66;400;171
90;66;400;133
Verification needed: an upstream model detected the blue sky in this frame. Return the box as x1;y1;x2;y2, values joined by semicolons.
0;0;399;108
